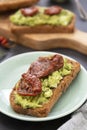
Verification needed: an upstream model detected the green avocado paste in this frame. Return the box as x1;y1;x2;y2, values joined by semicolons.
14;58;72;109
10;8;74;26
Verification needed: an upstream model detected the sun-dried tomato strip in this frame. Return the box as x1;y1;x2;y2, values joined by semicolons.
44;6;62;15
29;54;64;78
21;6;39;17
17;74;42;96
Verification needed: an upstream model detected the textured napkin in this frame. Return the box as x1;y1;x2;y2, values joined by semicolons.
57;101;87;130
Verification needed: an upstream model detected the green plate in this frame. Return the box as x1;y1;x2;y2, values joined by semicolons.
0;51;87;122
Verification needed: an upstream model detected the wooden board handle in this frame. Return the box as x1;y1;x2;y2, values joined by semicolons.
18;29;87;55
0;17;87;55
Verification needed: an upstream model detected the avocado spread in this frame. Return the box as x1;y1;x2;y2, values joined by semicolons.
14;58;72;109
10;8;74;26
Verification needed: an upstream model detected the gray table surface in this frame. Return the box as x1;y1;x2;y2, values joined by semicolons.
0;0;87;130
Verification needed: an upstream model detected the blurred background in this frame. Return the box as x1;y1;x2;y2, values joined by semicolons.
38;0;87;32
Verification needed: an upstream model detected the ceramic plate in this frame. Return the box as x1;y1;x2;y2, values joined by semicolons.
0;51;87;122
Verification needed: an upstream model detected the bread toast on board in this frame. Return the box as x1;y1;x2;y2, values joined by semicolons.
10;6;75;34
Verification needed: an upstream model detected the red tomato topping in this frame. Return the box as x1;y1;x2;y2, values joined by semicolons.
29;54;64;78
17;74;42;96
21;6;39;17
44;6;62;15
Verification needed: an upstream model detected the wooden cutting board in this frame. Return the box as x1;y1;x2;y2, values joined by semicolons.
0;13;87;55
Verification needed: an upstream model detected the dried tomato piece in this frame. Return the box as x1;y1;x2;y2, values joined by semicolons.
44;6;62;15
21;6;39;17
29;54;64;78
29;58;53;78
17;74;42;96
50;54;64;70
0;36;8;47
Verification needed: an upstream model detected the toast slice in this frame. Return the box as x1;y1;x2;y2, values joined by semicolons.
10;56;80;117
10;6;75;34
0;0;39;12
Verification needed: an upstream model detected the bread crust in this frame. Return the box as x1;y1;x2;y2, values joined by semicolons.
10;59;80;117
0;0;39;12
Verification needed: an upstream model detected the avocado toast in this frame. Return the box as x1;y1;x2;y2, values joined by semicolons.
10;54;80;117
10;6;75;34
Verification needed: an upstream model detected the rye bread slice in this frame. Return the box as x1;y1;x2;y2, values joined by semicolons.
10;59;80;117
10;7;75;34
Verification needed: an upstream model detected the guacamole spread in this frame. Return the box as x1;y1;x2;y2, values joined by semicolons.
14;58;72;109
10;8;74;26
